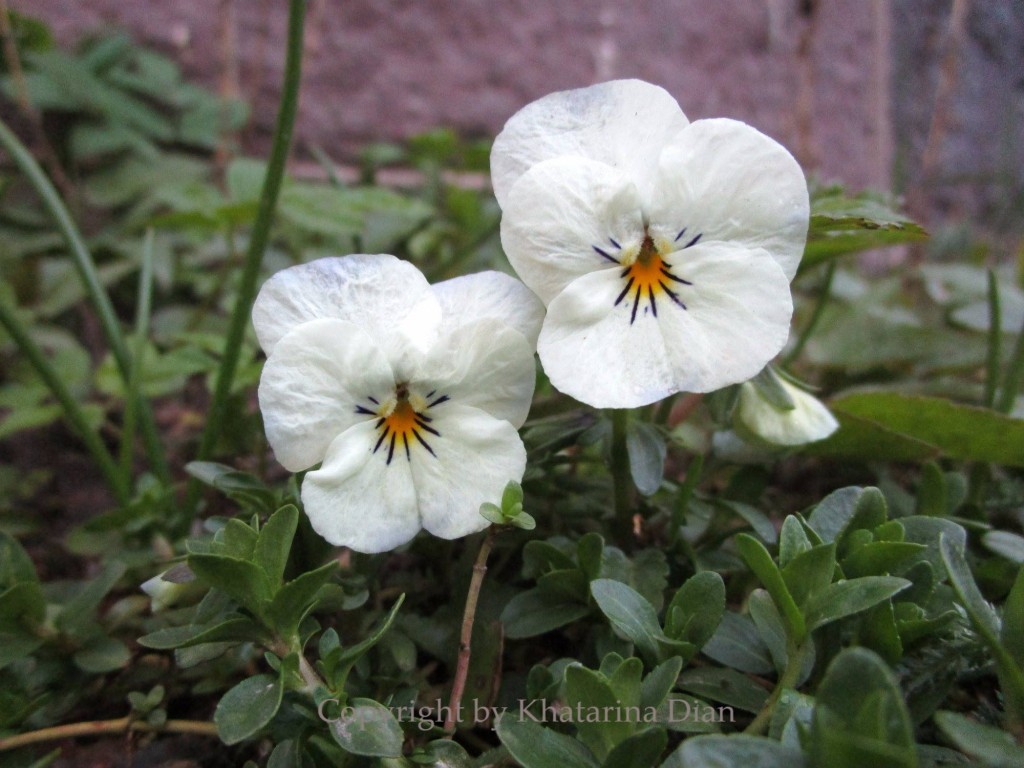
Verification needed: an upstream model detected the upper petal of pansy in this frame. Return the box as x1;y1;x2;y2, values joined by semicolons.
647;118;809;281
258;318;394;472
537;241;793;408
252;254;442;366
414;318;536;429
500;155;646;305
491;79;689;209
301;420;420;553
432;271;544;347
408;403;527;541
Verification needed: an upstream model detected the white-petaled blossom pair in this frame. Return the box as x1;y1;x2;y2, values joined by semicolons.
253;255;543;553
491;79;810;408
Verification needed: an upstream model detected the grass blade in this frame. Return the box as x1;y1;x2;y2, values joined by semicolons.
984;269;1001;409
120;230;156;478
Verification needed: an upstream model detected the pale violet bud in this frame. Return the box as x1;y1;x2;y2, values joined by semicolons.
141;564;201;612
733;379;838;448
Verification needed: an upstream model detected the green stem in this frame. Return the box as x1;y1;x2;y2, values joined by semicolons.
984;269;1002;409
0;300;129;504
996;311;1024;414
783;260;836;367
744;638;808;736
188;0;307;510
0;119;170;485
610;409;632;519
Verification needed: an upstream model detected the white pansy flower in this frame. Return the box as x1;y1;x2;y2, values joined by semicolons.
734;378;838;447
253;254;544;553
492;79;809;408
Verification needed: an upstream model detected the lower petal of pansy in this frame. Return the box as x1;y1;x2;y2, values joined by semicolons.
408;404;526;541
259;318;395;472
648;118;809;281
538;241;793;407
302;421;420;553
500;156;645;305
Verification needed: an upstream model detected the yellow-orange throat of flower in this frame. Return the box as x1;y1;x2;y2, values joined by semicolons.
356;388;447;465
613;235;693;324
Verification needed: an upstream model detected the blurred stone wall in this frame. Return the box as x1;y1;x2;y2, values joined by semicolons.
22;0;1024;228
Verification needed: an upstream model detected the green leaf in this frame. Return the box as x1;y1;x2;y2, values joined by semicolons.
627;421;667;496
578;533;605;581
664;571;725;651
326;595;405;689
185;461;277;514
0;532;38;587
214;673;283;745
1003;567;1024;670
640;657;684;710
564;665;631;760
916;462;947;517
781;543;836;607
806;486;887;545
934;711;1024;768
0;581;45;625
590;579;665;662
983;531;1024;564
267;560;339;637
187;553;271;617
73;636;130;673
661;734;806;768
502;589;590;639
804;576;910;631
778;516;812;569
677;668;769;713
824;392;1024;466
735;535;805;641
138;616;262;650
701;611;775;675
328;698;403;758
56;561;126;635
495;713;600;768
603;728;667;768
842;541;927;579
254;505;299;586
811;648;917;768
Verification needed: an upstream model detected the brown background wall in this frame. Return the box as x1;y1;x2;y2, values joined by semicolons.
22;0;1024;230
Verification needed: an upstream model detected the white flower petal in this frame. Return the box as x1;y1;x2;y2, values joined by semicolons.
414;318;536;429
648;119;809;281
258;319;394;472
409;404;526;540
538;241;793;408
735;380;838;446
500;156;645;304
302;421;420;553
432;271;545;347
251;254;442;370
491;79;689;209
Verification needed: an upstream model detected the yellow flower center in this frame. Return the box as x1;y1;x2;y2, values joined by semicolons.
357;386;447;465
613;235;693;323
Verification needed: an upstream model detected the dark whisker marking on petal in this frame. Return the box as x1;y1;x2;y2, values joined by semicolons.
354;405;375;415
387;433;397;464
620;266;632;278
662;282;688;310
675;227;687;242
413;430;436;457
630;288;641;324
403;433;411;461
425;390;436;399
418;421;441;437
367;396;379;404
373;429;388;454
428;394;450;408
683;233;702;249
415;413;433;423
648;285;658;317
609;237;621;249
614;277;635;307
375;417;386;428
593;245;619;264
661;266;693;285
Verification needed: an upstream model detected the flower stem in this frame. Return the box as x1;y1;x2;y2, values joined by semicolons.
782;259;836;367
0;118;170;486
0;716;219;752
744;638;808;736
610;409;633;519
0;299;130;504
445;526;497;732
188;0;306;513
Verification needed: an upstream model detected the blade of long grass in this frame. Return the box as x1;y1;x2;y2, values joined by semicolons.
187;0;307;513
0;119;170;485
0;299;129;504
984;269;1002;409
120;230;156;479
997;313;1024;414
